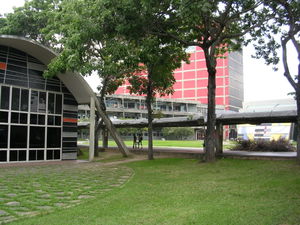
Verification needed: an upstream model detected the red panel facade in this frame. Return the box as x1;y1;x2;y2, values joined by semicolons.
115;46;231;109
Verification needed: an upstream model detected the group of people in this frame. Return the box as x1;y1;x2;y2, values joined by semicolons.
133;133;143;149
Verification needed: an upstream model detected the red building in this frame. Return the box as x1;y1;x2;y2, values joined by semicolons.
115;46;243;112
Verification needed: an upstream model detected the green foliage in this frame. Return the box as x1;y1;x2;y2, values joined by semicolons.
162;127;194;140
248;0;299;70
230;138;296;152
0;0;60;47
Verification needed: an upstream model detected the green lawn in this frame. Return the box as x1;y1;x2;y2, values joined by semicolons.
79;139;236;149
11;158;300;225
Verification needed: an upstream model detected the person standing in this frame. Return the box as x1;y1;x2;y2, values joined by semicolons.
138;133;143;149
133;133;137;149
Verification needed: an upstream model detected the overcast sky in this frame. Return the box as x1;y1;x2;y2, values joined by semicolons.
1;0;297;102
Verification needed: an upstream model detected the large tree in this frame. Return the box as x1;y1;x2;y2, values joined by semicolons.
250;0;300;161
127;37;188;160
1;0;136;157
113;0;264;162
43;0;147;157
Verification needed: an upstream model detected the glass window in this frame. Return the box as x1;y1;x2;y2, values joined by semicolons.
0;125;8;148
46;150;60;160
55;94;62;114
48;93;55;114
47;127;61;148
0;150;7;162
38;91;46;113
30;114;37;124
37;150;44;160
29;150;36;161
54;150;60;159
31;90;38;112
0;111;8;122
29;150;44;161
9;150;17;161
48;115;54;125
0;86;10;109
55;116;61;126
38;115;45;125
10;125;27;148
30;126;45;148
9;150;26;161
20;89;29;111
11;112;19;123
19;150;26;161
20;113;27;124
12;88;20;110
46;150;53;160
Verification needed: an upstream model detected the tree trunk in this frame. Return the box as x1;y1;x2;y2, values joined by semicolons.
296;92;300;163
93;95;130;157
204;48;217;162
146;70;154;160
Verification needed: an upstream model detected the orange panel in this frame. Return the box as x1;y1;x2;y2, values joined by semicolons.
63;118;77;123
0;62;7;70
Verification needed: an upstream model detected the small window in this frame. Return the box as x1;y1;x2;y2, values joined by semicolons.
11;88;20;111
55;116;61;126
11;112;19;123
30;126;45;148
29;150;44;161
20;89;29;111
38;91;46;113
0;86;10;110
48;93;55;114
46;150;60;160
38;115;45;125
10;125;27;148
0;125;8;148
55;94;62;114
30;114;38;124
9;150;26;161
47;127;61;148
0;111;8;122
20;113;27;124
0;150;7;162
48;115;54;125
31;91;38;112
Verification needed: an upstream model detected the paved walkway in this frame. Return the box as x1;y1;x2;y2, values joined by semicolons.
101;146;297;159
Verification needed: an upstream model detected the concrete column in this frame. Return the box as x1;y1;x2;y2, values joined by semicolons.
89;97;95;161
216;123;223;155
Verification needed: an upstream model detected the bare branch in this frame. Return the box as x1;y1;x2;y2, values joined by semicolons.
281;36;298;90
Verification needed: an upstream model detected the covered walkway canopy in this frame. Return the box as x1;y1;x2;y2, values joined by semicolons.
78;110;297;128
78;110;297;155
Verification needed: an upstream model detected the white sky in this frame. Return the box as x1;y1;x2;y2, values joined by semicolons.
1;0;297;102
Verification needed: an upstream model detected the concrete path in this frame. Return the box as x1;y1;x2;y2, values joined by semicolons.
101;145;297;160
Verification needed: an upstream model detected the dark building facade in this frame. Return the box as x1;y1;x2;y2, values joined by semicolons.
0;36;94;163
0;45;78;163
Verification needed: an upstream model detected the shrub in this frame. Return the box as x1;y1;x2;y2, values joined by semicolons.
230;138;295;152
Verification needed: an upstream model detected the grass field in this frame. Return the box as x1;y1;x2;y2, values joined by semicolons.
10;158;300;225
79;139;236;149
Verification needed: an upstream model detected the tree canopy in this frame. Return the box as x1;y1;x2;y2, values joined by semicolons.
112;0;264;161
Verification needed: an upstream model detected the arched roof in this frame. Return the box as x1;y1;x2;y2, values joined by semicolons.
0;35;94;104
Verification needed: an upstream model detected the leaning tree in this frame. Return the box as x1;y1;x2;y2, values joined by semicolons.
41;0;144;157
